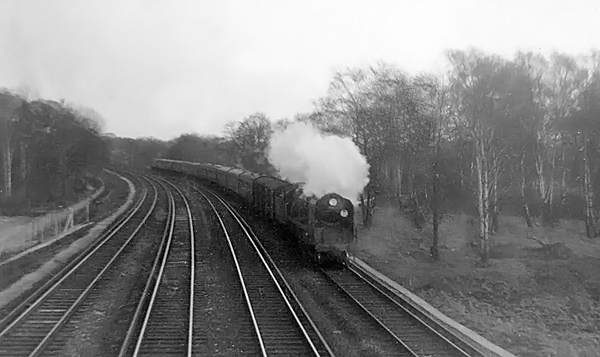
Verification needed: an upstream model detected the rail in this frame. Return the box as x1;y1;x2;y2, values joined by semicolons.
193;184;332;356
0;177;157;357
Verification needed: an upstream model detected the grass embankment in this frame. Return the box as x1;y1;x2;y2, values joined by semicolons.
349;206;600;357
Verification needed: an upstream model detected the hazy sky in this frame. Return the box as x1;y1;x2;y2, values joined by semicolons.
1;0;599;140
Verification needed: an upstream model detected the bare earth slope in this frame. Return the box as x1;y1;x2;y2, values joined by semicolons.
350;206;600;357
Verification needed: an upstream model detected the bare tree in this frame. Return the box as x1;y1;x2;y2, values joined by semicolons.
414;73;453;259
224;112;274;174
447;49;510;263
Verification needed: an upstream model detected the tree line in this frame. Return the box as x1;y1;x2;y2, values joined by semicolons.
310;49;600;262
108;48;600;264
0;90;109;215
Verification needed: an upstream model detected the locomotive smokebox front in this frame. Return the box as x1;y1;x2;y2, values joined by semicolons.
310;192;355;264
314;192;354;227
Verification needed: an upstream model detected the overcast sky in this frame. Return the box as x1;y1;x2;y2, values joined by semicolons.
1;0;599;140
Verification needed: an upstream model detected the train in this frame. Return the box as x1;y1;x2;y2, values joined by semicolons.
151;158;355;265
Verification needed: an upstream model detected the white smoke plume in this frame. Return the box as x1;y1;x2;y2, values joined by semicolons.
267;122;370;204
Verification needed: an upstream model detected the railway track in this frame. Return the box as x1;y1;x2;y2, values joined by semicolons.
201;183;485;357
120;177;195;357
322;266;479;356
121;178;329;356
0;176;158;357
120;175;484;356
193;184;333;356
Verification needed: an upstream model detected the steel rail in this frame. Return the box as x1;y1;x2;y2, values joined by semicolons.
346;264;475;356
208;188;336;357
130;176;195;357
117;177;174;357
193;187;269;357
195;185;325;356
130;181;177;356
0;174;147;331
0;176;159;357
162;178;196;357
323;266;475;356
207;188;335;355
0;179;149;338
321;269;421;356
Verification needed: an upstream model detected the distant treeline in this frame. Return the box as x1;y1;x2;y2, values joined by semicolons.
0;90;109;215
106;112;278;175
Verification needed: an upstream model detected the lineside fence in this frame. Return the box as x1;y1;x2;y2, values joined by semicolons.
0;179;106;257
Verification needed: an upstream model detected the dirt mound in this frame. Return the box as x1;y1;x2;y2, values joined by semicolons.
526;242;576;260
488;242;521;259
530;255;600;303
354;208;600;356
568;257;600;301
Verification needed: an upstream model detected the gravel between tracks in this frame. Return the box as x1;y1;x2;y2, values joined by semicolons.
188;185;260;356
56;227;161;357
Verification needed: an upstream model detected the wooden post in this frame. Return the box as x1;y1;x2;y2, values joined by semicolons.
53;212;59;238
63;209;74;233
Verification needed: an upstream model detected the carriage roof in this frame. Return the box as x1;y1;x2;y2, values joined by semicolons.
253;176;294;191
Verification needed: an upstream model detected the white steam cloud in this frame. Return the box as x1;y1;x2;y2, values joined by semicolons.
268;122;370;204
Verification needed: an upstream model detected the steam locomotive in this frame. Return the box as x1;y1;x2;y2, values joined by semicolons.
151;158;355;264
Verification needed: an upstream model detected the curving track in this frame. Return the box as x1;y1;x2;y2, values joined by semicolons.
199;178;486;357
193;184;333;356
118;175;487;357
0;176;157;357
323;266;479;356
122;177;195;357
120;178;331;356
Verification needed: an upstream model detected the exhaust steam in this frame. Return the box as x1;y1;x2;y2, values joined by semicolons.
267;122;369;204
